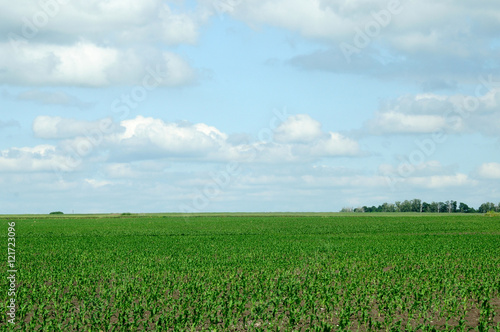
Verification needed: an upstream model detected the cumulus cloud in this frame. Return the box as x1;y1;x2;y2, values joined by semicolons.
274;114;323;143
274;114;360;157
362;88;500;135
203;161;476;200
104;163;138;179
21;114;364;174
158;5;201;45
0;0;203;87
101;114;360;162
159;52;198;87
377;159;478;191
224;0;351;40
406;173;475;189
367;112;448;134
84;178;112;188
111;116;230;159
378;160;453;178
33;116;120;139
0;140;492;213
1;0;201;45
295;173;389;189
308;133;360;157
222;0;500;81
0;41;197;87
2;0;499;86
0;42;118;86
0;145;75;172
477;162;500;179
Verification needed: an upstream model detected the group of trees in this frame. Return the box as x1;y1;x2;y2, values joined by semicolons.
341;199;500;214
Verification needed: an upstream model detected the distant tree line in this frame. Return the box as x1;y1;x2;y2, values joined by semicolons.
340;199;500;214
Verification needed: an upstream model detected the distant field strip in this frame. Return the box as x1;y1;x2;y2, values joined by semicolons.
1;214;499;331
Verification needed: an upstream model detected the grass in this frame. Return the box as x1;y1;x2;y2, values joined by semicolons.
1;213;499;331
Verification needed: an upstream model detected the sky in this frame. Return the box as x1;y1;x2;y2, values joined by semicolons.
1;0;500;214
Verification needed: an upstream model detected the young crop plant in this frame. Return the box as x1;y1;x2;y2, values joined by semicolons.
0;213;499;330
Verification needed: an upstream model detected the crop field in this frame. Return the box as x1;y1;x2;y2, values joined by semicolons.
1;213;500;331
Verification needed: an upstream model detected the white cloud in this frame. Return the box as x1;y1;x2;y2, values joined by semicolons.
85;178;112;188
274;114;323;143
158;5;200;45
227;1;500;81
272;114;360;158
104;163;137;179
366;112;448;134
33;116;119;139
296;174;389;188
26;114;363;174
407;173;475;189
477;162;500;179
363;88;500;135
89;114;360;162
1;0;201;45
0;113;362;186
308;132;360;156
378;160;478;191
0;41;118;86
0;145;74;172
0;0;203;87
160;52;198;87
197;162;476;200
378;160;449;177
114;116;229;158
0;147;495;213
0;41;197;87
2;0;499;86
222;0;500;50
226;0;350;40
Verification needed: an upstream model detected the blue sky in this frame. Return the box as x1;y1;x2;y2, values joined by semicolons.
1;0;500;213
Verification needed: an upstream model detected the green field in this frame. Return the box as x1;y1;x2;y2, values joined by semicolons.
1;214;500;331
